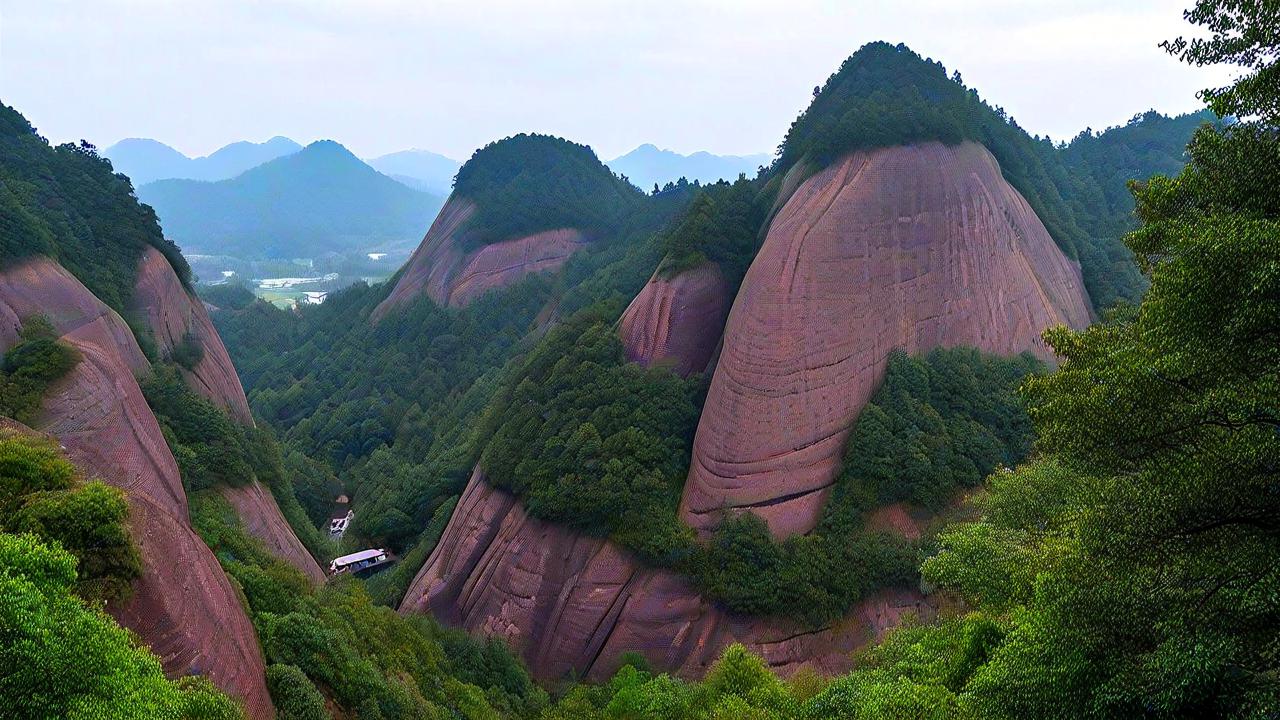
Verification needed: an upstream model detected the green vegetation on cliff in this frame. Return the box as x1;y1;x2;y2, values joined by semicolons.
777;42;1208;309
0;102;190;311
0;318;80;426
451;133;645;250
542;9;1280;715
0;438;236;718
188;489;548;720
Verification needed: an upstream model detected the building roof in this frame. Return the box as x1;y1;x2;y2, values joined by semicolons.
332;548;385;565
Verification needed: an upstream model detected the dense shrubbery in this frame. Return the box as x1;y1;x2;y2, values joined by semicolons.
0;434;141;603
0;318;80;425
470;311;1039;621
452;133;644;250
692;348;1040;621
0;101;189;311
143;365;257;491
659;176;769;284
0;507;235;718
144;363;334;560
477;311;705;562
835;349;1041;510
189;490;548;719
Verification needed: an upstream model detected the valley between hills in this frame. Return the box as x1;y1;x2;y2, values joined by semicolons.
0;6;1277;720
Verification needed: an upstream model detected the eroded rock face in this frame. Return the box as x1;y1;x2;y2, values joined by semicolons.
221;481;325;584
618;262;730;377
401;468;929;681
133;248;324;584
372;197;587;319
0;257;274;719
130;247;253;424
680;142;1093;540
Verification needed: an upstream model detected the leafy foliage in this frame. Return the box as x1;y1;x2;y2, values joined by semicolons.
452;133;644;250
0;102;190;311
1162;0;1280;124
477;311;704;562
0;318;80;425
189;490;548;719
658;176;769;284
0;532;242;719
0;434;141;603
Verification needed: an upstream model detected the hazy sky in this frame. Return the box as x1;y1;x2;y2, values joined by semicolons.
1;0;1236;162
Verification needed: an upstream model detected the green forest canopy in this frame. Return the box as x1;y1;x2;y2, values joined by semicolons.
0;102;190;312
450;133;645;250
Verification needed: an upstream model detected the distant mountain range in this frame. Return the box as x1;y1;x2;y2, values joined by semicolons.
137;140;444;259
366;149;461;195
605;144;771;189
103;136;302;185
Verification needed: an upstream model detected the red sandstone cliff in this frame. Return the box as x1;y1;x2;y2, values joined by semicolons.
0;257;274;719
679;142;1093;540
372;197;588;320
221;481;326;585
130;248;324;584
130;247;253;424
401;467;927;682
617;262;730;377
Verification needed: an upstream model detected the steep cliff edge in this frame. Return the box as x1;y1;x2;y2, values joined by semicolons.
130;247;253;423
372;197;588;318
0;257;274;719
130;247;324;583
401;467;928;681
617;262;730;377
679;141;1094;540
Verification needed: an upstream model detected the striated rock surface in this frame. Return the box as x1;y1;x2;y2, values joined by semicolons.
133;247;323;583
618;262;730;377
0;257;274;719
680;142;1093;540
129;247;253;424
401;468;929;682
221;481;325;584
372;197;588;319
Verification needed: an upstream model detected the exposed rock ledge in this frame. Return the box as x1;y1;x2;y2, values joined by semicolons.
372;197;588;319
400;467;929;682
130;247;254;424
0;257;274;719
617;262;730;377
679;141;1094;541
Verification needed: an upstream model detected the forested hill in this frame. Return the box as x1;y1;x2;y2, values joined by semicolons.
137;140;444;259
449;133;645;250
774;41;1205;309
0;101;190;311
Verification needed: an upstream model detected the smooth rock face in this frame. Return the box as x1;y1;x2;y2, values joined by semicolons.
130;247;253;424
372;197;588;319
401;468;929;682
133;248;323;583
0;257;274;719
221;481;325;584
618;262;730;377
680;142;1094;540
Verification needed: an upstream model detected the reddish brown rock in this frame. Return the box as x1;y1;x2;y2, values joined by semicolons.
617;262;730;377
130;247;253;424
0;257;274;719
133;248;323;583
680;142;1094;540
372;197;588;319
401;468;930;681
221;481;325;584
